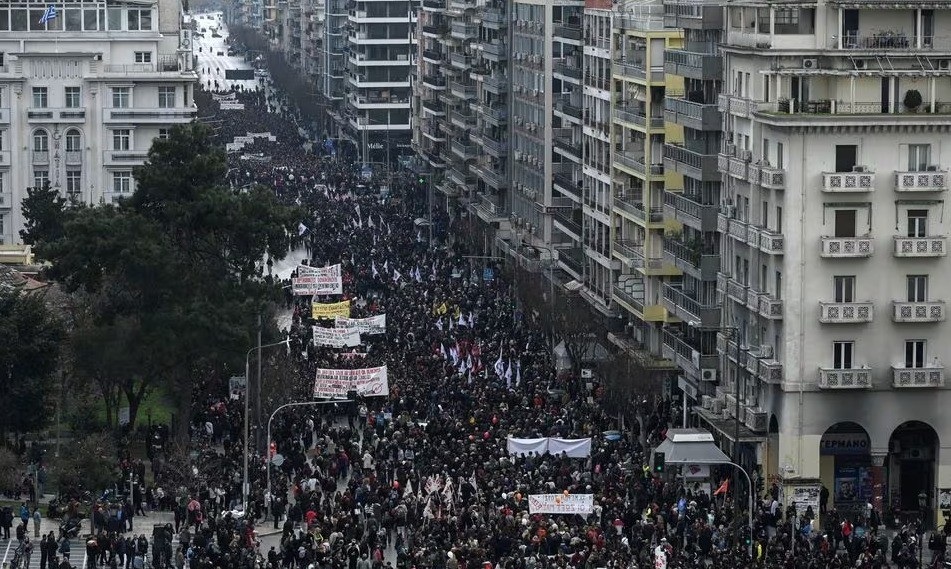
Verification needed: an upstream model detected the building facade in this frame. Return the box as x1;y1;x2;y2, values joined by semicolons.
717;0;951;524
0;0;197;244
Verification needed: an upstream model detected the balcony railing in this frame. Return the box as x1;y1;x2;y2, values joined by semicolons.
614;195;663;223
818;368;873;389
612;240;643;264
553;23;582;41
820;236;874;258
893;300;946;323
552;61;582;80
822;171;875;193
613;284;645;313
894;170;949;192
894;236;946;257
892;366;945;388
663;97;721;131
662;283;719;324
663;144;719;180
663;192;717;232
819;301;874;324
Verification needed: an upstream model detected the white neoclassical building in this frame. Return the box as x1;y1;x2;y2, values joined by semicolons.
715;0;951;527
0;0;197;244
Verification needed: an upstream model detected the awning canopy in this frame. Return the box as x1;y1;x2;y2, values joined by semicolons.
654;428;731;464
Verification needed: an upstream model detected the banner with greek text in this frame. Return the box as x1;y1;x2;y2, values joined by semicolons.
312;326;362;348
294;264;343;295
312;300;351;319
313;366;389;398
528;494;594;515
506;437;550;456
335;314;386;335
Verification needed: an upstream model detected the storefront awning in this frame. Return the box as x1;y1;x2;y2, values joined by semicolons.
654;428;731;464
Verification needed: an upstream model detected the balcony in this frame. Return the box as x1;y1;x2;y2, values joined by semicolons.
663;144;719;181
477;131;507;157
481;7;505;27
757;292;783;320
450;22;477;39
663;97;722;131
818;368;873;389
553;23;582;41
662;238;719;280
559;247;584;277
662;330;719;375
552;208;582;237
451;141;476;160
449;81;476;100
820;236;873;258
892;366;945;388
614;195;663;224
481;42;508;62
819;301;874;324
422;49;444;63
470;163;506;189
552;60;582;81
449;52;471;69
662;283;720;326
553;139;581;162
663;192;717;232
717;94;760;119
615;153;663;177
755;228;785;255
105;108;196;123
422;100;445;116
748;162;786;190
893;300;946;323
449;109;475;128
822;171;875;193
32;151;50;164
613;60;664;82
894;236;946;257
614;105;664;129
664;49;722;81
421;127;446;142
104;150;149;164
422;75;447;89
421;25;445;37
613;284;646;314
554;98;582;121
894;170;949;192
471;192;507;222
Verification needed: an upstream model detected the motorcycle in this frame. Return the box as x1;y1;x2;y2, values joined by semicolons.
59;518;81;539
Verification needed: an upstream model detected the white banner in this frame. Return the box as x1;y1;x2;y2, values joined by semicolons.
506;437;550;456
506;437;592;458
219;102;245;110
312;326;362;348
293;264;343;295
213;92;236;101
314;366;389;399
548;438;593;458
335;314;386;335
528;494;594;515
682;464;711;479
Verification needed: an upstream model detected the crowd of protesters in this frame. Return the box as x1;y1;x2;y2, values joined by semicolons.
165;69;951;569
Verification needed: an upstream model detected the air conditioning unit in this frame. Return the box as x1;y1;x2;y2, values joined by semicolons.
852;165;868;172
723;204;736;218
939;60;951;70
802;58;818;69
759;344;773;359
701;368;718;382
701;395;713;410
854;59;867;70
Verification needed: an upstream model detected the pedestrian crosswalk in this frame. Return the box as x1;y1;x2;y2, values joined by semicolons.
0;533;180;569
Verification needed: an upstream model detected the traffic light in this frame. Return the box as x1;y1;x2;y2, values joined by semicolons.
653;451;665;473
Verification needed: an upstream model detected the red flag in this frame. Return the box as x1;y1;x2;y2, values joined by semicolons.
713;479;730;496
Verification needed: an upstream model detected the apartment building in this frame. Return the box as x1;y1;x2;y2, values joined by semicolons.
717;0;951;525
343;0;416;163
0;0;197;244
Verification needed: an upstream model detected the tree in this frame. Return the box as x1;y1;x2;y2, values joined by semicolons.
598;350;667;448
19;184;69;248
39;124;301;437
0;286;64;435
51;432;116;496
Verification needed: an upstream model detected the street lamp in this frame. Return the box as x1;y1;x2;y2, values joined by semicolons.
242;335;291;513
265;399;352;517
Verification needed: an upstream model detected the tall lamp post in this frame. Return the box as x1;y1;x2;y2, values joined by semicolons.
242;336;291;512
265;399;352;517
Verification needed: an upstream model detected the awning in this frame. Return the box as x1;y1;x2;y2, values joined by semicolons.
655;433;731;464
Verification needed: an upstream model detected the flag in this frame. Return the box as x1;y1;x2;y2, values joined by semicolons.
469;471;479;497
493;351;504;377
383;260;389;274
441;343;449;360
393;269;402;283
713;479;729;496
39;5;57;24
505;360;512;388
405;478;414;498
417;229;423;243
435;318;443;331
457;313;467;327
372;261;379;278
515;360;522;386
298;222;308;236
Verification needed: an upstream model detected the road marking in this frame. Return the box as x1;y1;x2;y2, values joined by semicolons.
1;539;11;567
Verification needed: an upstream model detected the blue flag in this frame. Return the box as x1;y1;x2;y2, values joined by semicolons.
39;5;58;24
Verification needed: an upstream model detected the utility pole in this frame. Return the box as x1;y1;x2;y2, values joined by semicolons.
256;313;263;449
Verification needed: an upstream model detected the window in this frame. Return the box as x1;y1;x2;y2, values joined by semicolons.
158;128;170;140
113;171;133;193
762;138;770;163
64;86;81;108
835;145;858;172
834;209;857;238
158;86;176;109
907;210;928;238
107;7;122;30
776;142;785;169
64;129;82;152
908;144;931;172
32;87;48;108
907;275;928;302
33;169;49;188
112;87;130;108
833;341;854;369
905;340;926;368
833;276;855;303
127;9;153;31
134;51;152;64
32;130;49;152
66;170;82;195
776;206;783;232
112;129;131;151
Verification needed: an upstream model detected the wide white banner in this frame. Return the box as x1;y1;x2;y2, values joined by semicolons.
293;264;343;295
506;437;549;456
528;494;594;515
548;438;593;458
312;326;361;348
314;366;389;399
335;314;386;335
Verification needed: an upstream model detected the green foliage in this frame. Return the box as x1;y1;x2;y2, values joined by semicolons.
51;432;116;496
40;123;301;433
19;183;69;249
0;448;22;492
0;287;64;434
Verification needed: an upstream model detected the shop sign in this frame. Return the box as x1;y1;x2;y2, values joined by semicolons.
820;433;870;455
